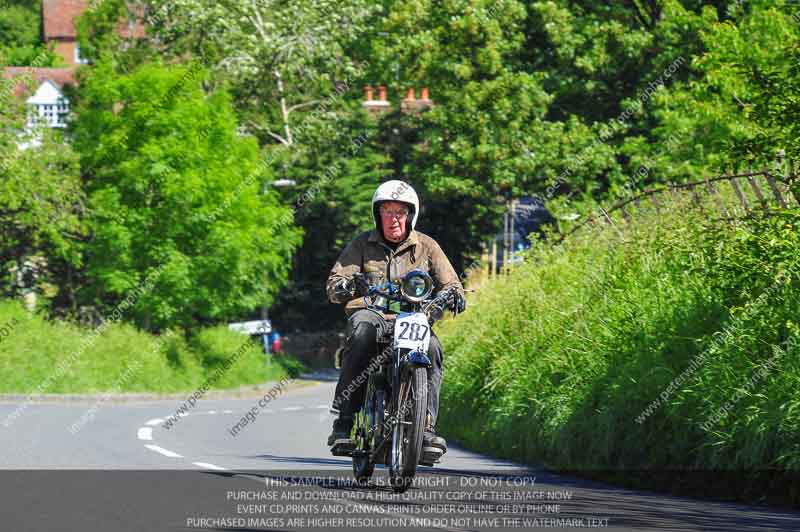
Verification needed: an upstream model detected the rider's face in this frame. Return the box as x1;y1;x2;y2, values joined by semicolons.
379;201;409;243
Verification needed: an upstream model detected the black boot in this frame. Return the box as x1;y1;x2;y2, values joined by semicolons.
327;415;353;446
422;424;447;454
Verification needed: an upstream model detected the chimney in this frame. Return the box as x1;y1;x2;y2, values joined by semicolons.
362;84;390;116
401;87;416;113
402;87;434;113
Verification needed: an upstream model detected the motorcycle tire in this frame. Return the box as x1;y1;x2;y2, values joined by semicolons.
388;366;427;493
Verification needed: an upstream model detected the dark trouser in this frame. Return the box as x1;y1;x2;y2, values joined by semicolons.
333;309;443;428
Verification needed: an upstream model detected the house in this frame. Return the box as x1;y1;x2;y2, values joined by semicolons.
2;0;145;137
43;0;145;66
43;0;92;65
3;67;77;129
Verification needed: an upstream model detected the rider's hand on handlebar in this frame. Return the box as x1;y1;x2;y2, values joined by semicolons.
352;273;370;297
334;273;370;300
334;278;355;300
451;290;466;314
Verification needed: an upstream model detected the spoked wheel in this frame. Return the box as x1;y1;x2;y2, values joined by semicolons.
388;367;427;493
352;376;380;485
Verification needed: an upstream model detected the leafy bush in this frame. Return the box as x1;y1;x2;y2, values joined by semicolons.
188;325;294;388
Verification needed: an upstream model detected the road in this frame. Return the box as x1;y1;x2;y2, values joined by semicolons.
1;372;798;531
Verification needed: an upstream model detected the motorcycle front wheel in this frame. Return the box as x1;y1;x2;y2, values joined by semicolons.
388;366;427;493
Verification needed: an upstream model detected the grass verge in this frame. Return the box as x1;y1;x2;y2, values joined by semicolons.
437;195;800;506
0;306;305;394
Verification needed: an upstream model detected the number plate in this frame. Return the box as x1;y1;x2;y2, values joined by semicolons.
394;312;431;352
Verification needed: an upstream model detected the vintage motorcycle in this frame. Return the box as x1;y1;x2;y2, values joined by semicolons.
331;269;460;492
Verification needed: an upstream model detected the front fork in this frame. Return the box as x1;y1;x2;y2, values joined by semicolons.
389;347;433;434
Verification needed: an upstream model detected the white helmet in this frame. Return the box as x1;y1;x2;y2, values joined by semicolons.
372;180;420;233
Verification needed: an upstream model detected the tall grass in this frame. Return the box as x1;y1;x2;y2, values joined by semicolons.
437;195;800;503
0;305;301;393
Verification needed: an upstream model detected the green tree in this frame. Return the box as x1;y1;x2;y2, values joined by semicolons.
366;0;624;266
75;0;153;72
0;128;86;306
367;0;774;266
0;78;85;310
0;0;61;66
70;60;302;331
123;0;388;328
622;0;800;184
140;0;377;147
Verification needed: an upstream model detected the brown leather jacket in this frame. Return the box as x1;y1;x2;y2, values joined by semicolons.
326;229;463;316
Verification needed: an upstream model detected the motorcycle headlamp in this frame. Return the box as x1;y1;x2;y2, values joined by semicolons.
400;270;433;303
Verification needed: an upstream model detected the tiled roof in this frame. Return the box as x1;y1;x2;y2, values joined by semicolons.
42;0;145;40
42;0;88;40
2;67;78;98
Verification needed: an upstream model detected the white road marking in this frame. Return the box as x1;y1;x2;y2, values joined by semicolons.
133;402;464;532
177;412;189;417
193;462;228;471
144;444;183;458
207;410;217;414
144;418;164;426
223;410;233;414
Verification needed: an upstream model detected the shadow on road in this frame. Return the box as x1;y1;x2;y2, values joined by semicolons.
247;452;351;467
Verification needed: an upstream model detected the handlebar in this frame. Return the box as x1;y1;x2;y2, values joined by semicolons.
355;272;438;302
352;272;472;321
353;272;460;320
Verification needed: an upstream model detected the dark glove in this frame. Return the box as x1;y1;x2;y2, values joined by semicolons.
352;273;370;297
451;290;466;314
334;274;370;301
333;278;355;300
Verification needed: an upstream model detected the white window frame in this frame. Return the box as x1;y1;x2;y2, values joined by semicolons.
24;81;70;130
74;44;89;65
27;99;69;129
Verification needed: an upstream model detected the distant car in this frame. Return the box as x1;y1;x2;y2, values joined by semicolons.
228;319;281;355
494;196;556;270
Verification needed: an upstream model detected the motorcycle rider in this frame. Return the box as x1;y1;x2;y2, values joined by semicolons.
326;180;466;455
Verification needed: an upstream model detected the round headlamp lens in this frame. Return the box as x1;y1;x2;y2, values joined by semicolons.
401;271;433;302
407;276;427;297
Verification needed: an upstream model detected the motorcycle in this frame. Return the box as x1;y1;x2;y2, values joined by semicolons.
331;269;460;492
